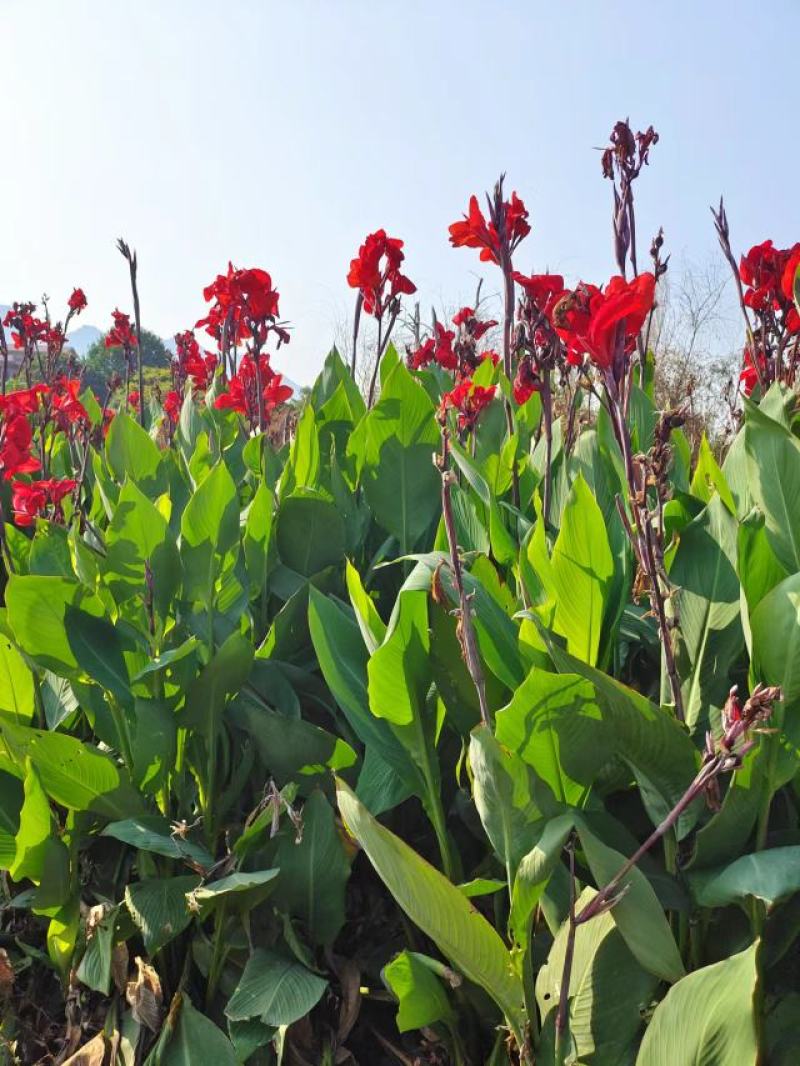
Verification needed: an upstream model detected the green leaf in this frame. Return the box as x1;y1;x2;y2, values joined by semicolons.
188;870;280;918
276;493;345;577
689;846;800;908
64;606;133;705
547;646;699;836
0;633;35;723
576;820;685;983
335;778;524;1036
540;474;614;666
106;412;165;494
243;481;273;597
537;887;658;1066
181;631;253;740
510;814;575;950
102;817;213;868
345;558;386;652
148;991;238;1066
751;571;800;787
383;951;454;1033
272;791;349;946
104;479;180;617
496;669;612;808
744;400;800;572
469;725;542;880
367;589;431;728
76;904;120;994
125;875;201;954
6;575;106;675
354;359;440;551
180;462;240;604
10;761;52;883
279;404;320;497
669;496;744;733
690;433;735;512
635;943;759;1065
0;720;142;819
225;948;328;1025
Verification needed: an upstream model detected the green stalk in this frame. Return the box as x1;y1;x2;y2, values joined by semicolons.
205;900;229;1009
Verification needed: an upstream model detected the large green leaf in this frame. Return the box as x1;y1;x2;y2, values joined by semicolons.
0;633;35;723
537;887;659;1066
105;412;165;495
383;951;454;1034
148;991;238;1066
744;400;800;572
104;478;180;617
750;571;800;787
635;943;759;1065
0;720;142;819
576;820;685;984
690;846;800;908
547;646;698;835
539;474;614;666
125;875;201;953
10;761;52;883
275;492;345;577
272;790;350;946
496;669;612;808
354;357;440;550
335;779;525;1036
180;631;253;740
225;948;327;1025
510;814;574;950
668;496;744;733
6;575;106;675
180;461;240;604
469;725;543;882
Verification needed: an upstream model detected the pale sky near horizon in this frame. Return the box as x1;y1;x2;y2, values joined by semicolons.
1;0;798;384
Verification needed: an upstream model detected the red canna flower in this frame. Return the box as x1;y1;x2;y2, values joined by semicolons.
739;346;767;396
408;337;436;371
173;330;217;392
51;377;88;429
781;246;800;333
67;288;87;314
163;390;182;423
127;391;141;411
0;385;49;418
552;273;655;370
449;192;530;265
452;306;498;341
197;264;287;349
0;414;41;480
513;272;566;319
513;359;541;405
439;378;496;432
106;309;138;349
11;477;77;527
214;354;292;429
347;229;416;319
2;304;48;351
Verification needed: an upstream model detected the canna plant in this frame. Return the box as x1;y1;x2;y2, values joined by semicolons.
0;117;797;1066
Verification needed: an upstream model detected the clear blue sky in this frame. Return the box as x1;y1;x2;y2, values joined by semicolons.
1;0;798;383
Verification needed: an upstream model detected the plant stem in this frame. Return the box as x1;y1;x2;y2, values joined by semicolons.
438;425;491;728
555;838;577;1065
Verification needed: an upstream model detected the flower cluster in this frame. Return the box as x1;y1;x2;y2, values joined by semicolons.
735;240;800;395
214;354;292;430
105;309;138;350
408;308;498;377
11;477;76;527
438;378;496;432
197;264;289;350
551;273;655;374
449;190;530;265
347;230;416;319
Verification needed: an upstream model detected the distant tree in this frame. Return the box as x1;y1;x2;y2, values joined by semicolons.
82;328;170;397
